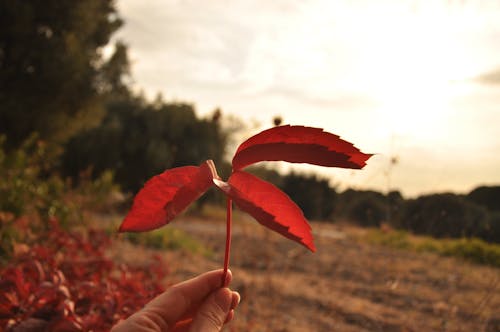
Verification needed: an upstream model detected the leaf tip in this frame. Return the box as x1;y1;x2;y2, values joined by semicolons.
301;236;316;252
308;242;317;253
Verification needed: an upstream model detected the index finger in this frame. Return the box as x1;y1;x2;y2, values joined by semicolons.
143;269;232;327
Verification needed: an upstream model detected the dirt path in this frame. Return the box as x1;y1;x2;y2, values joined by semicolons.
119;216;500;332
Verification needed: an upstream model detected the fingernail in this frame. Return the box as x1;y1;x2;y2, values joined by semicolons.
233;291;241;305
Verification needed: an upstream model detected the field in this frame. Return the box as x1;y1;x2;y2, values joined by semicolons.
112;212;500;332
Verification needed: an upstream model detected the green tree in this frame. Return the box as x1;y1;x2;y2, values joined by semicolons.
467;186;500;212
336;189;387;227
0;0;123;147
386;190;404;228
97;41;131;99
63;99;227;192
281;172;336;220
403;193;489;239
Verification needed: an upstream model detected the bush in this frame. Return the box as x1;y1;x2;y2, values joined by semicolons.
402;193;489;239
335;189;500;243
0;219;168;331
480;212;500;243
365;228;500;267
386;191;405;228
467;186;500;212
0;135;73;224
365;229;411;249
0;135;121;261
281;172;336;220
337;190;387;227
441;238;500;267
0;135;74;259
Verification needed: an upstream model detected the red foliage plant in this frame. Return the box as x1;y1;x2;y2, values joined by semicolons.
119;125;372;284
0;219;168;331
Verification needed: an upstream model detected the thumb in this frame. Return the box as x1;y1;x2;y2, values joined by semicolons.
189;288;233;332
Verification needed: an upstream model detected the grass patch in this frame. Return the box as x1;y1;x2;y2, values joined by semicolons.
364;229;412;250
125;228;213;257
365;229;500;268
194;203;248;222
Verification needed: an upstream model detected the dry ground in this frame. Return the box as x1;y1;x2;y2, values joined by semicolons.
112;214;500;332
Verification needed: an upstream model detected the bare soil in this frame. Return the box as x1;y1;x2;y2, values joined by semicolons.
113;214;500;332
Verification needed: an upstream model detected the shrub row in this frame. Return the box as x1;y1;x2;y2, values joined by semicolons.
335;189;500;243
365;229;500;267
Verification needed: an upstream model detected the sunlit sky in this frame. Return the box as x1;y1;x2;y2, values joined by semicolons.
113;0;500;197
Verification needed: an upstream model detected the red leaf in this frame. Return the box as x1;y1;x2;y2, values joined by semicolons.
119;160;218;232
232;125;372;170
215;171;315;252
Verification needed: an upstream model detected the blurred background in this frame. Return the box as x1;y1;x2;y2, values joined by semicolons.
1;1;499;331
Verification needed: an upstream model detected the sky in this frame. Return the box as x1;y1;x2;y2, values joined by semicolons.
112;0;500;197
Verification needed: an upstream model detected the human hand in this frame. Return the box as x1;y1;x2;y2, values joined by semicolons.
111;269;240;332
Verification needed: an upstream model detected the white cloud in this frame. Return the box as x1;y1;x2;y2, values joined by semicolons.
115;0;500;196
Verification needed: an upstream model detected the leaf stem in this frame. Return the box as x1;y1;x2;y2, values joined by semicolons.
221;197;232;287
